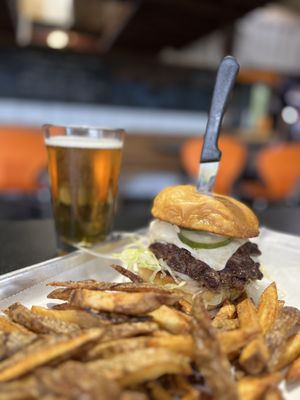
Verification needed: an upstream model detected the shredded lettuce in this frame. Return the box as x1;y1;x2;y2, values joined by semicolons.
113;237;185;288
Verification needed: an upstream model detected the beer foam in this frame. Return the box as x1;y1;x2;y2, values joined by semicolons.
45;135;123;149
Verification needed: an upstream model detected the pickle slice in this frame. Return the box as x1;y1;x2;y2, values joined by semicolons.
178;229;232;249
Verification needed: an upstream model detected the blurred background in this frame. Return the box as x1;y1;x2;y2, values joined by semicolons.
0;0;300;233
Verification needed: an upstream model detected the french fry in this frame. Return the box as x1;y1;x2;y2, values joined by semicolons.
173;376;201;400
0;317;32;335
257;283;279;335
238;296;267;374
237;298;260;334
0;376;39;400
88;348;192;387
214;301;236;320
147;382;172;400
0;332;37;361
69;289;181;315
178;298;192;315
266;306;300;370
286;355;300;384
218;328;259;359
272;331;300;371
48;280;174;295
149;305;191;334
263;385;283;400
31;306;110;328
36;362;122;400
100;321;159;342
237;372;282;400
239;336;269;375
0;275;299;399
84;334;193;360
121;391;148;400
0;328;103;382
110;264;144;283
192;294;238;400
4;303;79;335
47;288;73;300
212;318;239;331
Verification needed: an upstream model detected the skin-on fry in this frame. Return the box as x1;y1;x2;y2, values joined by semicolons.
214;301;236;320
48;280;174;295
47;288;73;301
147;382;172;400
239;336;269;375
87;348;192;387
212;318;239;331
31;306;111;328
0;317;32;335
177;298;192;315
51;302;80;311
68;289;181;315
237;372;283;400
0;328;103;382
286;355;300;384
0;376;39;400
36;361;122;400
0;362;122;400
263;385;283;400
192;294;238;400
217;328;258;359
266;306;300;370
84;334;193;360
272;332;300;371
239;283;279;375
0;332;37;361
173;376;201;400
121;391;148;400
149;305;191;334
257;283;278;336
4;303;79;334
238;296;267;374
50;303;153;324
101;321;159;342
110;264;144;283
237;298;261;334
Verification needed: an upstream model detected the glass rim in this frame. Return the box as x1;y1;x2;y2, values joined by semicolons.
42;124;125;134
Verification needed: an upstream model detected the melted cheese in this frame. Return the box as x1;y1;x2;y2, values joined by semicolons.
149;219;247;271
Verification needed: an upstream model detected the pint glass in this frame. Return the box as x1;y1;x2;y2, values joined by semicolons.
43;125;125;250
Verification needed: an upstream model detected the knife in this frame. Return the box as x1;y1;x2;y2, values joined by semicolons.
197;56;240;193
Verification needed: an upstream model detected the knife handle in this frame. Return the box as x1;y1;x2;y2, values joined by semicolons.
201;56;240;162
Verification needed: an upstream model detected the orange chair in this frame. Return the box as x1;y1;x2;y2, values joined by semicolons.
0;126;47;192
181;136;247;194
243;143;300;201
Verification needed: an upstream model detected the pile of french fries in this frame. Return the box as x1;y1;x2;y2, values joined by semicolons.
0;277;299;400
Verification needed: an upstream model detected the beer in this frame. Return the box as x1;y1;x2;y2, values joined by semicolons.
45;135;123;247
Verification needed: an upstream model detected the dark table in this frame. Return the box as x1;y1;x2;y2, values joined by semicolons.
0;219;57;275
0;206;299;276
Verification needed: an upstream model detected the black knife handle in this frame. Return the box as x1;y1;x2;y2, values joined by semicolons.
201;56;240;163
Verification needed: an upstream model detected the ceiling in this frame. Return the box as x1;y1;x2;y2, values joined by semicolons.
0;0;276;53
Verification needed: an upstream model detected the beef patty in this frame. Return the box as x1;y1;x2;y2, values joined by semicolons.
149;242;263;291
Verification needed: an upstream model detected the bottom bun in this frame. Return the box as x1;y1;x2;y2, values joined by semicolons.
138;267;243;309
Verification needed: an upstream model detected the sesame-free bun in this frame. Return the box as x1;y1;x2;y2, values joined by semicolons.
151;185;259;238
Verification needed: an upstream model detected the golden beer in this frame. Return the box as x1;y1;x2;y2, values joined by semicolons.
46;135;123;247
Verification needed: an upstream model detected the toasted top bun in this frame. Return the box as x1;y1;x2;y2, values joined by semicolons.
151;185;259;238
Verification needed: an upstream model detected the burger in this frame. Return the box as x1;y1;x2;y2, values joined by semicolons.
139;185;263;307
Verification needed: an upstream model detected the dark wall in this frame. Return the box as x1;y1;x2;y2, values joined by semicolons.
0;47;251;127
0;48;222;109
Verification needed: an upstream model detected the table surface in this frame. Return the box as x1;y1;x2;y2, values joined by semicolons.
0;206;299;276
